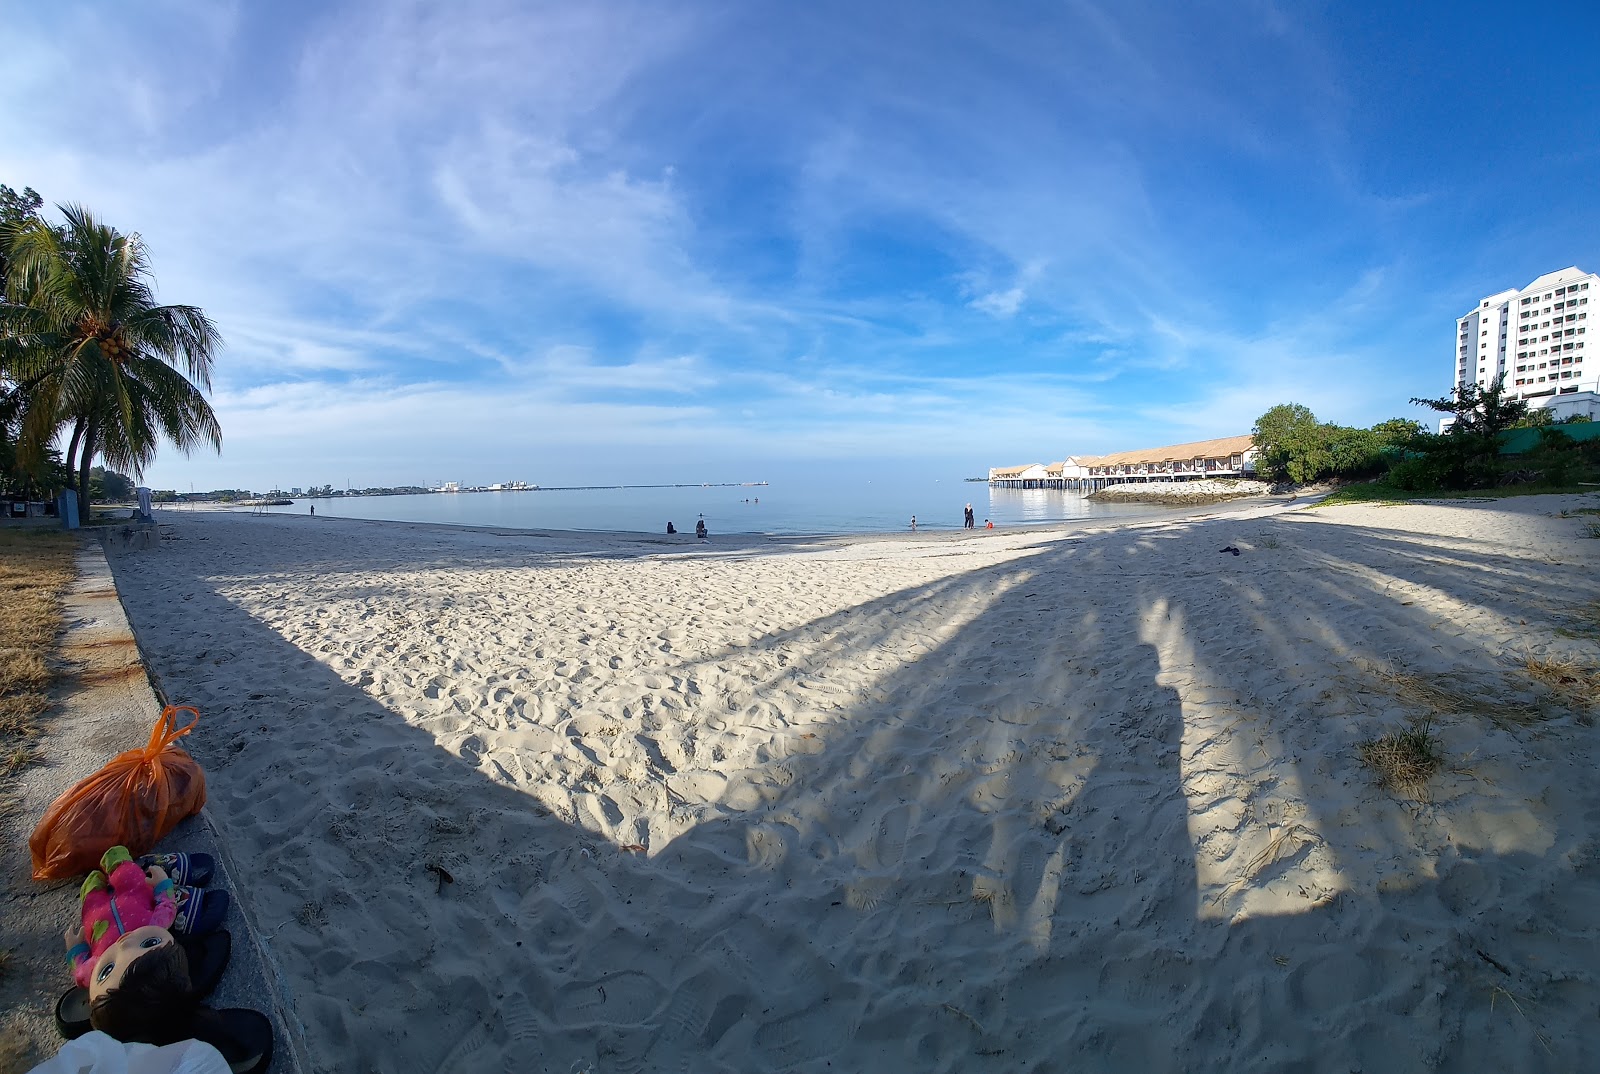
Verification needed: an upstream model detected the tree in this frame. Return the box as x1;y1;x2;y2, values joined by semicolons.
1;204;222;520
88;465;134;503
1410;373;1528;440
1370;417;1427;450
0;184;43;292
1251;404;1322;482
1408;374;1529;488
1251;403;1388;484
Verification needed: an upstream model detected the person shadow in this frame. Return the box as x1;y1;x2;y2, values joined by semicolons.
99;508;1597;1072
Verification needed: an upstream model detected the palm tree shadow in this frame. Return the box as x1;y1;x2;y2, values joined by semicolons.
104;509;1597;1072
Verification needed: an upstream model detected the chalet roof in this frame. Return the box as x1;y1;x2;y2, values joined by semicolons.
990;465;1032;478
1089;434;1254;467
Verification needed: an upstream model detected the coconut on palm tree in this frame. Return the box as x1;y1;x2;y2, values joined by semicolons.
1;204;221;519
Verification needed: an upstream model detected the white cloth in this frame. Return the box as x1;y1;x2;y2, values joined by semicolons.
136;487;153;521
28;1032;229;1074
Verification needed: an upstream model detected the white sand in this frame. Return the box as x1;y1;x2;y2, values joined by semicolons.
106;495;1600;1072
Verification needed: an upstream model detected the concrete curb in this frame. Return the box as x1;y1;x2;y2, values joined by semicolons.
3;540;307;1073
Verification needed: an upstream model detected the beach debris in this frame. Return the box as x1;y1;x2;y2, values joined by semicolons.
619;844;647;853
940;1003;986;1036
1218;546;1242;556
424;862;454;894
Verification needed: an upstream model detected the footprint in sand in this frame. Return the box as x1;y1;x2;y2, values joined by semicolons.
554;970;667;1026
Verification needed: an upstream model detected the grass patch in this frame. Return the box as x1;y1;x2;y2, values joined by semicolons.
1360;719;1443;794
0;528;78;774
1371;663;1549;728
1522;657;1600;721
1583;521;1600;539
1315;482;1415;507
1320;480;1600;508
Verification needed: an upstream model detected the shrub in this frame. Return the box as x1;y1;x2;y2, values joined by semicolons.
1384;457;1444;492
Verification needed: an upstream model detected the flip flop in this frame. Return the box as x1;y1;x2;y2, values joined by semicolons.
187;1008;274;1074
139;851;216;887
55;930;233;1040
174;885;232;935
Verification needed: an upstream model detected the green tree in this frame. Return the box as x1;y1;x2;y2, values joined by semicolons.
88;465;134;503
1;204;222;520
1370;417;1427;450
1409;374;1529;488
1251;403;1322;482
0;184;43;293
1251;404;1388;483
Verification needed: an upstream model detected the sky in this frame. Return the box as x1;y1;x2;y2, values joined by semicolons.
4;0;1599;490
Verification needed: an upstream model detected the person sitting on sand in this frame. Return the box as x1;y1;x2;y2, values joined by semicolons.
695;519;708;539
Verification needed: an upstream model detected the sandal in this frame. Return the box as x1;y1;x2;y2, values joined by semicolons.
174;885;232;935
139;851;216;887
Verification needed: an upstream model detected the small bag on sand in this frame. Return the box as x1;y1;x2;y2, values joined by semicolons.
29;706;207;881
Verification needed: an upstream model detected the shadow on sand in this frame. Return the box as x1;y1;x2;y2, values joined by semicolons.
101;506;1599;1073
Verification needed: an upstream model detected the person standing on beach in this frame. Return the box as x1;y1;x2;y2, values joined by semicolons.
963;503;974;529
310;504;315;517
910;515;917;532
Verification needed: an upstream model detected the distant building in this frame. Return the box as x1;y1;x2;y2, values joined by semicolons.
990;436;1255;490
1456;267;1599;422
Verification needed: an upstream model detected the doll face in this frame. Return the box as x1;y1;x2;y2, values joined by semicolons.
88;925;172;1002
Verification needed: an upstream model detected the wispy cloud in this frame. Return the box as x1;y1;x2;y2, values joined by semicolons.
3;0;1580;489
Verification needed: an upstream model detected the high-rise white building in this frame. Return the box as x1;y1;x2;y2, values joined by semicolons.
1455;266;1599;419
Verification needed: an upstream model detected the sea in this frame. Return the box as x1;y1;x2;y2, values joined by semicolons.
224;473;1171;537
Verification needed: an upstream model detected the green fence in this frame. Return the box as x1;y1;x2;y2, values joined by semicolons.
1499;422;1600;455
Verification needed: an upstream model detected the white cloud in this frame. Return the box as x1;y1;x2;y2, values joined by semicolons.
970;287;1026;318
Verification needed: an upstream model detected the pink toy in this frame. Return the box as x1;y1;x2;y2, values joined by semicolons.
66;845;177;989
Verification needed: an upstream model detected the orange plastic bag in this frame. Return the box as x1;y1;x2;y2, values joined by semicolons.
29;706;207;881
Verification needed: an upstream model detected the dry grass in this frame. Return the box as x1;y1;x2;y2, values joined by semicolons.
1523;655;1599;693
1489;985;1554;1056
1360;720;1443;794
1372;664;1547;728
1522;656;1600;723
0;528;78;772
1583;521;1600;539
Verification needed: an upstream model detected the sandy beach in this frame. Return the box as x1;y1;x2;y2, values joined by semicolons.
100;494;1600;1072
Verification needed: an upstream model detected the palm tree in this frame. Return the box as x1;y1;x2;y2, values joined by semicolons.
1;204;221;519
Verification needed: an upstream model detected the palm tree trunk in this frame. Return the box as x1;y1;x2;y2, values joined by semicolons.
75;420;97;522
64;418;85;489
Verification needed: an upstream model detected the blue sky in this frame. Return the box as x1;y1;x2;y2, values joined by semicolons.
4;0;1598;490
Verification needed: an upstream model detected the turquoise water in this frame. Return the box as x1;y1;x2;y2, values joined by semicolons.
238;474;1170;536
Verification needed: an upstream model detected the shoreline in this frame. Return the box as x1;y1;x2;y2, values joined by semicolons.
168;491;1307;550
